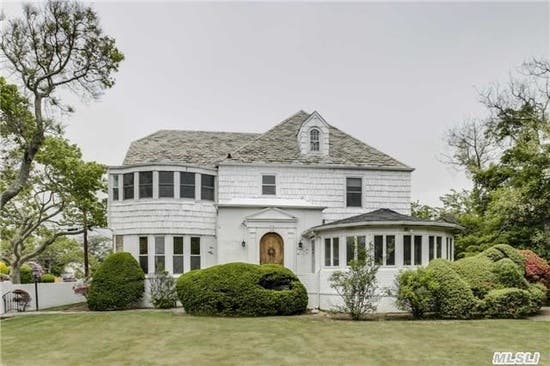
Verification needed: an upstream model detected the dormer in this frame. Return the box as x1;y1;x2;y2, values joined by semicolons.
298;111;330;156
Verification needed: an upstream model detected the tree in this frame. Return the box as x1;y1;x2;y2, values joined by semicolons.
329;242;380;320
0;0;123;208
35;236;82;276
0;136;106;283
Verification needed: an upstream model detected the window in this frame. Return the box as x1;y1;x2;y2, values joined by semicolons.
374;235;383;265
346;236;366;265
436;236;442;258
139;236;148;273
386;235;395;265
429;236;435;261
262;175;276;195
154;236;165;272
201;174;215;201
346;178;362;207
112;175;119;201
311;240;316;273
190;237;201;270
173;237;184;274
123;173;134;200
414;235;422;265
114;235;123;252
180;172;195;199
324;237;339;266
310;129;320;151
159;171;174;198
139;171;153;199
403;235;412;265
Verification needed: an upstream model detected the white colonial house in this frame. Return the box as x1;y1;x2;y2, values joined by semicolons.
107;111;460;311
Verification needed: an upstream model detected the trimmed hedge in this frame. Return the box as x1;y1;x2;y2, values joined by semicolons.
395;268;438;318
452;256;496;298
87;252;145;311
176;262;308;316
41;273;56;283
480;288;534;318
427;259;476;319
520;249;550;288
492;258;528;289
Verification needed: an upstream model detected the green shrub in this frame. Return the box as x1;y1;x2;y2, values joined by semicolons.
481;247;506;262
480;288;534;318
427;259;476;319
176;262;308;317
452;256;496;298
0;261;9;275
41;273;56;283
492;258;528;289
150;271;178;309
395;268;438;318
527;283;546;312
87;252;145;311
20;264;33;284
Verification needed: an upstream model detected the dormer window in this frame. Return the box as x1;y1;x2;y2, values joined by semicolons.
310;129;320;152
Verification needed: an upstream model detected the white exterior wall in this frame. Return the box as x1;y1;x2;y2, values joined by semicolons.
218;164;411;221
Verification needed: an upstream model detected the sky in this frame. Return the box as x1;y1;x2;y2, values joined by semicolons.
2;1;549;206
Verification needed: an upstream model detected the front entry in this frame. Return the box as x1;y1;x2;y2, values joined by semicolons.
260;232;284;265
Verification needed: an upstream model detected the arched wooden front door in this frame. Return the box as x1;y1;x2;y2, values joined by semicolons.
260;233;284;265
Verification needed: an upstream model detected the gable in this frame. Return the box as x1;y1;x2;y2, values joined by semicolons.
297;111;330;156
245;208;297;223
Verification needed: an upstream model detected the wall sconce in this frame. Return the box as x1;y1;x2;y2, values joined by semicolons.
298;241;303;249
241;240;246;248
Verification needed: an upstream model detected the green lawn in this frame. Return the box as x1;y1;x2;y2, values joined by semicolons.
1;311;548;366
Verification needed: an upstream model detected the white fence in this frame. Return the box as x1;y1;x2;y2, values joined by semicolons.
0;281;84;314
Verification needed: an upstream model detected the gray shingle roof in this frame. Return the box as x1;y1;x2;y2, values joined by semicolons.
123;130;259;167
227;111;412;170
308;208;463;232
122;111;412;170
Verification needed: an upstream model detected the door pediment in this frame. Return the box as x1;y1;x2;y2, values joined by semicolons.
245;207;297;223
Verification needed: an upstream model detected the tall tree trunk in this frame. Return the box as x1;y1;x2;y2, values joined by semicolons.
10;265;21;284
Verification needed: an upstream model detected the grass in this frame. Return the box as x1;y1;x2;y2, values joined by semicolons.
1;311;549;366
41;302;88;312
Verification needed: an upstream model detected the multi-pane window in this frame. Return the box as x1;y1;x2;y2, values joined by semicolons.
373;235;395;266
414;235;422;265
429;236;435;261
310;129;320;152
180;172;195;199
112;175;120;201
123;173;134;200
403;235;412;265
201;174;215;201
159;171;174;198
262;175;276;195
115;235;123;252
155;236;165;272
324;237;340;267
346;178;362;207
190;237;201;270
139;171;153;199
436;236;442;258
173;237;184;274
139;236;148;273
346;236;366;265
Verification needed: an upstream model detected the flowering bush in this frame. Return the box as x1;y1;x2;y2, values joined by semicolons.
519;250;550;288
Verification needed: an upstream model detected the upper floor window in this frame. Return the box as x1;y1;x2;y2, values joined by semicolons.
139;171;153;199
123;173;134;200
310;129;320;152
346;178;362;207
112;175;119;201
180;172;195;199
201;174;215;201
159;171;174;198
262;175;276;195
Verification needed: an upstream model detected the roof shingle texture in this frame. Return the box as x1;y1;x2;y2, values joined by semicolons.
122;111;411;170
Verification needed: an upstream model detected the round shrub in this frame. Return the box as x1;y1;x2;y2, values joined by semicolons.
492;258;528;289
20;264;33;284
0;261;9;275
480;288;534;318
452;256;496;298
87;252;145;311
427;259;476;319
519;249;550;288
527;283;546;312
41;273;56;283
395;268;438;318
176;262;308;316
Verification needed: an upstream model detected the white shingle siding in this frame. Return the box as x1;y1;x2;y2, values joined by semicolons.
218;165;411;220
